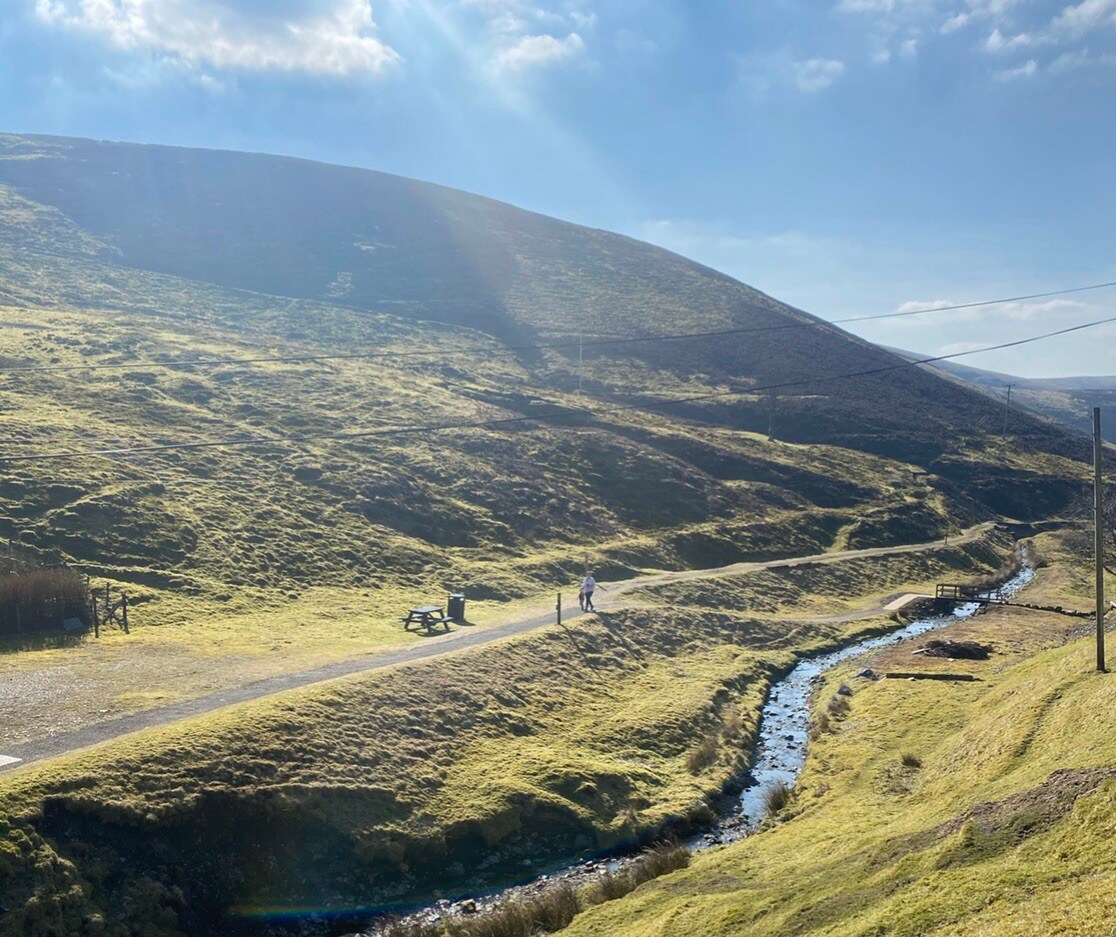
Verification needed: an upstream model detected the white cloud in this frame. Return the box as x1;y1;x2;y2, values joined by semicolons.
900;37;919;56
941;11;971;33
897;299;957;313
461;0;593;74
1049;47;1116;71
32;0;400;76
795;57;846;91
992;57;1037;79
984;27;1032;53
493;31;585;71
1049;0;1116;39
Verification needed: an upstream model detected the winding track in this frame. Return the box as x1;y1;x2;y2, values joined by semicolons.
0;523;993;773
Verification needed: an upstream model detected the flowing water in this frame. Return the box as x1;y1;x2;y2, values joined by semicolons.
700;560;1035;846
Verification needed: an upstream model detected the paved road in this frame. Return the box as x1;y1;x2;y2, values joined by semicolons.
0;523;992;773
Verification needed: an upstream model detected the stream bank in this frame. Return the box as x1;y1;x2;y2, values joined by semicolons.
361;554;1035;937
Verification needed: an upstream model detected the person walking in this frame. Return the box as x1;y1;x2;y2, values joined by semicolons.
581;572;601;612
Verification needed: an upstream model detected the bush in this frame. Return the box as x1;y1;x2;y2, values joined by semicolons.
0;568;90;636
900;752;922;768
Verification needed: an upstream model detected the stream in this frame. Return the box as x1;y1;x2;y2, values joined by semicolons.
361;560;1035;934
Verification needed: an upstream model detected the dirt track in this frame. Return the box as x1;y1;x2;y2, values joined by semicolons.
0;523;993;773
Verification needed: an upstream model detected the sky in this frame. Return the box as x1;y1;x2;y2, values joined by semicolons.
1;0;1114;377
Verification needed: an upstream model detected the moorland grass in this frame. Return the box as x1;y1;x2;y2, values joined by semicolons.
0;539;1010;935
568;532;1116;937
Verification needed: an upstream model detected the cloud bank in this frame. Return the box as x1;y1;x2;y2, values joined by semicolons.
33;0;400;76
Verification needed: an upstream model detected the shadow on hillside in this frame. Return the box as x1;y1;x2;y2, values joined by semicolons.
0;629;88;655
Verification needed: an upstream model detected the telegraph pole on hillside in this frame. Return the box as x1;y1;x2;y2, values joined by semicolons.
578;333;584;393
1001;384;1014;438
1095;407;1107;673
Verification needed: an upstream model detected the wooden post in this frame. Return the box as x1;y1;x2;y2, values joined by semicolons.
121;593;129;634
556;592;562;627
1095;407;1106;673
91;592;99;639
1002;384;1014;438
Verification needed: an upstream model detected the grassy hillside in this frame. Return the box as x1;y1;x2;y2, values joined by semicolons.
0;134;1087;603
0;132;1097;935
0;133;1086;459
0;535;1010;935
570;531;1116;937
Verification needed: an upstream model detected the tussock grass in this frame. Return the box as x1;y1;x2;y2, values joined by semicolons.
445;883;581;937
900;752;923;769
0;567;89;636
685;734;719;774
580;844;691;907
762;780;793;817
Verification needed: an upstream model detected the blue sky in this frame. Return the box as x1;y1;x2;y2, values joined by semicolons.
1;0;1114;377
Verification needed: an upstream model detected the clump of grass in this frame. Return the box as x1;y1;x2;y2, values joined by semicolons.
899;752;923;769
446;883;580;937
827;694;851;717
0;567;90;636
721;704;743;739
809;712;831;741
763;780;793;818
445;846;690;937
686;733;719;773
581;843;691;906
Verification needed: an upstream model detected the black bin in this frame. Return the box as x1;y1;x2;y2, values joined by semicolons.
447;593;466;622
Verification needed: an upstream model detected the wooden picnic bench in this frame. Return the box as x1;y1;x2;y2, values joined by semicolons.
402;605;452;634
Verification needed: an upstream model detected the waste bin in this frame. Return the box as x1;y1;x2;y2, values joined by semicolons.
447;593;466;622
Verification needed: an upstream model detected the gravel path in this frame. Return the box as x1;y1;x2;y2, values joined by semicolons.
0;523;991;773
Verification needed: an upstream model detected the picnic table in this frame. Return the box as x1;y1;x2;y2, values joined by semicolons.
402;605;452;634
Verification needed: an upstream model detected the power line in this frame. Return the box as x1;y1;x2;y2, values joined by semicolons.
1;280;1113;377
3;310;1114;466
835;280;1116;325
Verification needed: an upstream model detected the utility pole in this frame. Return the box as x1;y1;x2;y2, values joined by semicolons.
1001;384;1014;438
556;592;562;627
1095;407;1106;673
578;333;583;393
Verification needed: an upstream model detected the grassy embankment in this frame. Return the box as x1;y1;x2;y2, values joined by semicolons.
0;534;1011;935
570;530;1116;936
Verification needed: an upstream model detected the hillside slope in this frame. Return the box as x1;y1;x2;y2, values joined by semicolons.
0;133;1084;458
0;131;1089;686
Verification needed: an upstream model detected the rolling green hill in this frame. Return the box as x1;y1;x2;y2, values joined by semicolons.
0;133;1088;603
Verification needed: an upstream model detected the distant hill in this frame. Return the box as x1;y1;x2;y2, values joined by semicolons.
888;347;1116;443
0;133;1090;611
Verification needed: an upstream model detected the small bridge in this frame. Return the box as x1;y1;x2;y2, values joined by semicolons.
935;583;1004;604
934;583;1094;619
